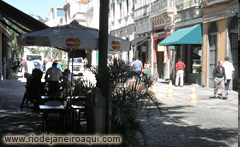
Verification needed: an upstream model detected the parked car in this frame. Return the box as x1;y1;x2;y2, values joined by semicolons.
33;61;42;70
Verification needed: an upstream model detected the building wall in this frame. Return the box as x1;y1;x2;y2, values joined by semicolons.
45;7;66;27
109;0;135;63
202;23;208;87
217;19;226;61
202;0;238;88
64;0;88;25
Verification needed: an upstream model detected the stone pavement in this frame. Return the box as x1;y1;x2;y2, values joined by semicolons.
137;79;238;147
0;76;238;147
0;77;42;146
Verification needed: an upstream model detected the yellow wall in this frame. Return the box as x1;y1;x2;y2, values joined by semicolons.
202;18;227;87
202;23;208;87
217;19;227;61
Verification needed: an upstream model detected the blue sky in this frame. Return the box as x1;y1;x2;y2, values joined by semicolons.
3;0;66;19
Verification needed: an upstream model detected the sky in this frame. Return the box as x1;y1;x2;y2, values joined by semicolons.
3;0;66;20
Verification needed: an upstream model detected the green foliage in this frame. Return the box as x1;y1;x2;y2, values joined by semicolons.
60;59;68;71
90;65;161;146
73;77;95;96
6;21;24;57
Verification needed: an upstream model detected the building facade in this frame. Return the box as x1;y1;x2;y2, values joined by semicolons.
45;7;66;27
202;0;238;90
109;0;135;64
109;0;175;81
134;0;152;71
151;0;174;80
64;0;88;26
173;0;203;85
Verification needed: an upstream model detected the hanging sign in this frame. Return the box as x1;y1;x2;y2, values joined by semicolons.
111;41;121;50
66;38;81;48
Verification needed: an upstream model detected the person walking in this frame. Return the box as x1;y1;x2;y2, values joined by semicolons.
19;58;27;78
175;58;185;87
143;59;151;80
132;57;143;85
25;58;35;78
83;58;88;71
222;56;234;96
213;61;227;99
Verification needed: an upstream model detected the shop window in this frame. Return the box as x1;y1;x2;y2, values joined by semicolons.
192;46;202;73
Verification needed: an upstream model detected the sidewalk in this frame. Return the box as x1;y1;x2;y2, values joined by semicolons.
137;79;238;147
0;77;238;146
0;77;42;146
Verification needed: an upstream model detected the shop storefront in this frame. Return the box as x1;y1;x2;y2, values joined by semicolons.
159;24;203;84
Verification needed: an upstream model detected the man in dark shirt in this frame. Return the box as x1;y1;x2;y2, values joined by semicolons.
213;61;227;99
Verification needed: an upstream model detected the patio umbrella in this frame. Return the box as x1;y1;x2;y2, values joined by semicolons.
17;20;130;104
17;20;130;52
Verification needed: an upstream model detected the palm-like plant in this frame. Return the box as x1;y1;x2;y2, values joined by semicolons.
92;65;161;146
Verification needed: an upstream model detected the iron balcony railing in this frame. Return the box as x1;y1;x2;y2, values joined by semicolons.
175;0;202;11
151;0;173;15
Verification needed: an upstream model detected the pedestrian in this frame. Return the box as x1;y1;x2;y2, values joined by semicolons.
222;56;234;95
132;57;143;85
107;58;113;66
19;58;27;78
62;69;73;94
83;58;88;71
25;58;35;78
143;59;151;80
175;58;185;87
213;61;227;99
54;60;62;71
45;62;63;95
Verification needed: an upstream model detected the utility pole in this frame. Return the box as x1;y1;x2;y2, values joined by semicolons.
98;0;110;133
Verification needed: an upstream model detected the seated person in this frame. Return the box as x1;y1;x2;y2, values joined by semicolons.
45;62;62;96
27;69;44;108
62;69;73;94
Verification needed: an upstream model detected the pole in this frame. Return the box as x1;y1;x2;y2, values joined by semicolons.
98;0;110;133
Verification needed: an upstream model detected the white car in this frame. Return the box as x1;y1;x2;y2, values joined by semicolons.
69;58;84;76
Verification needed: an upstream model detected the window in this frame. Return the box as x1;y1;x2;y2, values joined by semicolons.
52;9;55;19
57;9;65;17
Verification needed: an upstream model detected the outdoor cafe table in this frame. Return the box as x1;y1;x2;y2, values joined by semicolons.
39;105;71;133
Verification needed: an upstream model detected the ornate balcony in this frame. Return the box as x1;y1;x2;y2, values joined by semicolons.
151;0;173;16
135;18;152;34
175;0;202;11
134;5;151;20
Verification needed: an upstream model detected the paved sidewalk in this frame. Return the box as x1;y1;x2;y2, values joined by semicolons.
0;77;42;146
0;77;238;146
137;79;238;147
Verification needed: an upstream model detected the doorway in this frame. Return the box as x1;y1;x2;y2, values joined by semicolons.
208;22;218;88
229;16;238;90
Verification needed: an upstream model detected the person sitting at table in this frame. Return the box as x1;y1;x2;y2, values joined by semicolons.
45;62;63;96
62;69;73;95
27;69;45;109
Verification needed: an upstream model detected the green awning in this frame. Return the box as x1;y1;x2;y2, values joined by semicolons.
158;24;202;46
